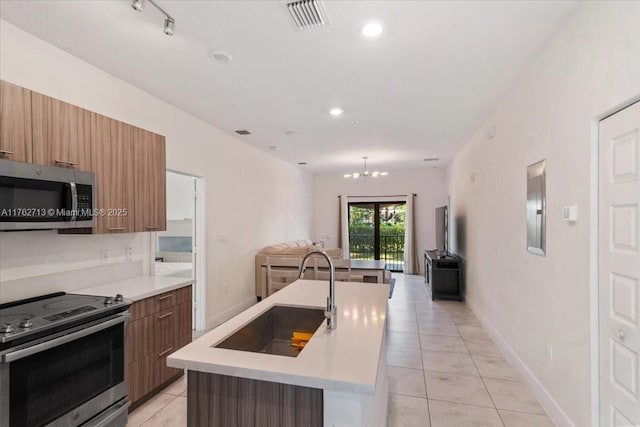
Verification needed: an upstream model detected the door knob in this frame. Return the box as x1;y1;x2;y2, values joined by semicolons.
617;329;625;341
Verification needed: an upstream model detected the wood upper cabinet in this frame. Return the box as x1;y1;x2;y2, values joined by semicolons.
0;80;32;163
31;92;92;170
0;79;167;234
133;128;166;232
91;113;135;233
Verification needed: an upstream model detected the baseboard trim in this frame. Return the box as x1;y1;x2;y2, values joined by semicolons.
206;296;256;330
465;297;575;427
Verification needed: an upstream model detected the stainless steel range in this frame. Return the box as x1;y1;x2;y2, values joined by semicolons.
0;292;131;427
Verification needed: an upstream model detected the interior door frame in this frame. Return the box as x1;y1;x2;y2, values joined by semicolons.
152;169;207;332
590;94;640;427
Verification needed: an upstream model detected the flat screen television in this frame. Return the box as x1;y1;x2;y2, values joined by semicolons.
435;205;448;254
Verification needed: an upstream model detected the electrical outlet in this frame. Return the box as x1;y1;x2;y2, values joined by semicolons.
101;250;110;264
547;344;553;361
126;246;133;262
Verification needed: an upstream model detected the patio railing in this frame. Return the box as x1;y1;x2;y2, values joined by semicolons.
349;233;405;272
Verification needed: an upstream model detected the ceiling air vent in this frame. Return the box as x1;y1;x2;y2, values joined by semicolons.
235;130;251;135
285;0;327;30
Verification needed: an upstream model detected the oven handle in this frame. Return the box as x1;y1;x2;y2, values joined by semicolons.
84;398;130;427
1;312;130;363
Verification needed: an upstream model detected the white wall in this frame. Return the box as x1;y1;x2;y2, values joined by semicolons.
166;171;195;221
0;231;149;282
0;21;313;324
446;2;640;426
313;167;448;272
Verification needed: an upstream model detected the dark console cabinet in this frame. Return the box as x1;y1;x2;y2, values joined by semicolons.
424;250;464;301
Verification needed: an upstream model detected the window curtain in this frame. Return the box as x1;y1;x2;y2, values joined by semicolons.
338;195;350;259
403;194;418;274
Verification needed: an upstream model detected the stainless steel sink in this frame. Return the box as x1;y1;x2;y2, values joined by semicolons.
213;305;325;357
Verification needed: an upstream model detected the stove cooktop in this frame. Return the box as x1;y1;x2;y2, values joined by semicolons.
0;292;131;345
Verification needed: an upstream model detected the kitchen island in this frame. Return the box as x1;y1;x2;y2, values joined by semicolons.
167;279;389;427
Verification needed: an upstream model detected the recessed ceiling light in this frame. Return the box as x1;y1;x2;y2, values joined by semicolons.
329;107;344;117
362;22;383;38
235;130;251;135
209;49;232;63
343;174;352;178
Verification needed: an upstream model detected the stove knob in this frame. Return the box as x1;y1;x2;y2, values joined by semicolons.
19;318;33;329
115;294;124;303
0;323;15;334
104;297;114;305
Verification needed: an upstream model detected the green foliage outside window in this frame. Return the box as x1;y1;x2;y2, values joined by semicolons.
348;203;406;262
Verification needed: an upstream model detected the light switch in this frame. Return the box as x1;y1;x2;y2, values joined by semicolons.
562;205;578;222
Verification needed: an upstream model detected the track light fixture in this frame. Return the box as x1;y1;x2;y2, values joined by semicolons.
132;0;175;36
164;18;175;36
131;0;145;12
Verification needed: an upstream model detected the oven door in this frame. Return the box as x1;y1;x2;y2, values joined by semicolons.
0;313;129;427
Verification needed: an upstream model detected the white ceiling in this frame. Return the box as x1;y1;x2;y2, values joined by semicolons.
0;0;578;174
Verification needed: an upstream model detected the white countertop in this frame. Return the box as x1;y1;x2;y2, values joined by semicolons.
77;275;193;301
167;280;389;394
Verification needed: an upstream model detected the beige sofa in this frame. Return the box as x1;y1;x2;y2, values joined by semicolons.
255;240;342;299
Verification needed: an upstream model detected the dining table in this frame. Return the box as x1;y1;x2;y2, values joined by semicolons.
350;259;389;283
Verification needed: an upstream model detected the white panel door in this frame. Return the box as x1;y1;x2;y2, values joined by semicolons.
599;100;640;426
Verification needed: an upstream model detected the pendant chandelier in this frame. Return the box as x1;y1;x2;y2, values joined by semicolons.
343;157;388;179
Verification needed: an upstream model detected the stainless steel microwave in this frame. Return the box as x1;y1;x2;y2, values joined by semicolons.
0;159;96;230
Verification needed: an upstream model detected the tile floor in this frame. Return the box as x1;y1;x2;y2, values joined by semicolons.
386;274;555;427
128;273;555;426
126;374;187;427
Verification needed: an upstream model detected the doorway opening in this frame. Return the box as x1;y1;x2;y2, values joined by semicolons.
348;202;406;271
153;170;206;331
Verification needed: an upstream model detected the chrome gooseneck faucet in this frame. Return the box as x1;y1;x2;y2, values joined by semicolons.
298;250;337;330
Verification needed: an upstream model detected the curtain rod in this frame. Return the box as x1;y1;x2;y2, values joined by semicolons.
338;194;416;198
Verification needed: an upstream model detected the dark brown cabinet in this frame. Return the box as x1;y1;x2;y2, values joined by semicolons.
424;250;464;301
0;80;32;163
125;285;192;407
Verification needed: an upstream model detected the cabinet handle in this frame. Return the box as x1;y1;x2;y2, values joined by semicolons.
0;149;13;156
158;311;173;320
146;225;162;230
55;159;78;167
158;347;173;357
108;227;125;232
158;293;174;301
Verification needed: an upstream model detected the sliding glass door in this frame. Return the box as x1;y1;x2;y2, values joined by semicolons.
348;202;406;271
